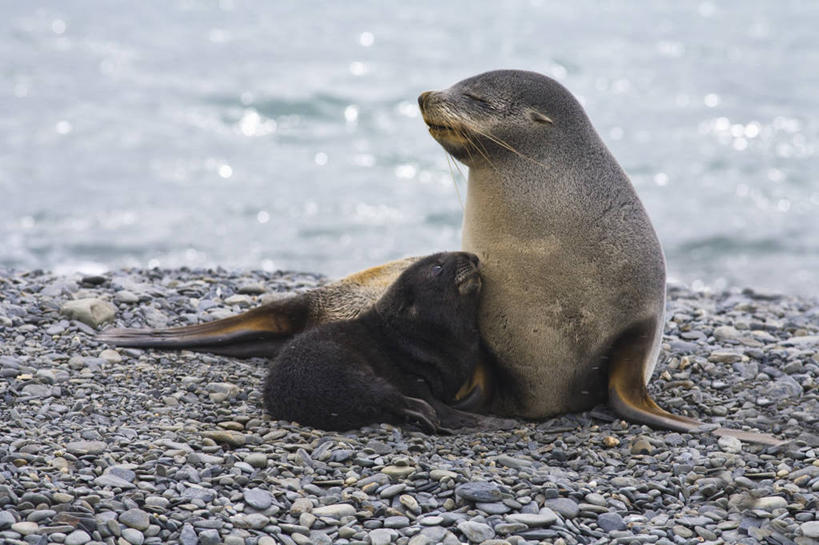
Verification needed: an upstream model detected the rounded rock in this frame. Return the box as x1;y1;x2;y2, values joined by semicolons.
457;520;495;543
119;509;150;531
801;521;819;539
244;452;268;468
597;512;626;532
64;529;92;545
455;482;503;503
243;488;273;511
718;435;743;454
506;510;557;527
312;503;356;518
179;523;198;545
65;440;107;455
121;528;145;545
199;529;221;545
369;528;397;545
12;521;40;535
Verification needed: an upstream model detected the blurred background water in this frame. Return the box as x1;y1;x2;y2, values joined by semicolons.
1;1;817;295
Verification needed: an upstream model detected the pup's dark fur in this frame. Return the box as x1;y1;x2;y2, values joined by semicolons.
263;252;488;432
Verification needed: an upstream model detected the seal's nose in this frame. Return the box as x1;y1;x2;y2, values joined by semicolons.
418;91;432;112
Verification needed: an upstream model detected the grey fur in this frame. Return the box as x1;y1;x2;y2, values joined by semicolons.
421;70;666;417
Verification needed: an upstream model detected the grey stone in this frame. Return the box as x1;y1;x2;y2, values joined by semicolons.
199;529;221;545
708;351;743;363
181;486;216;503
755;496;787;510
765;375;803;399
494;454;533;469
457;520;495;542
455;482;503;502
65;440;107;455
94;474;136;489
383;516;409;529
243;488;272;510
783;335;819;346
718;435;743;453
244;452;267;468
21;383;51;397
368;528;396;545
475;501;511;514
312;503;356;518
506;510;557;527
11;521;39;535
244;513;269;529
179;523;198;545
380;484;406;498
203;430;245;447
119;509;150;531
544;498;579;518
714;325;741;341
121;528;145;545
115;290;140;303
801;521;819;539
597;512;626;532
60;298;116;327
64;529;92;545
0;511;15;529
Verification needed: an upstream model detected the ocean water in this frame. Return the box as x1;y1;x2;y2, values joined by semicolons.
2;1;818;295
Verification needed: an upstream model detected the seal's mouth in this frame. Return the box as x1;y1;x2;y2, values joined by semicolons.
426;122;454;133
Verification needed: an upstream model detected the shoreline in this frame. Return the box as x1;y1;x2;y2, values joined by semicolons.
1;268;817;545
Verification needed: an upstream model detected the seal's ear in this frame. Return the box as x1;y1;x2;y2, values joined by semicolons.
397;287;417;316
528;110;553;125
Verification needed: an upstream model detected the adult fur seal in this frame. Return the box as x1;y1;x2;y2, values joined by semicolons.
99;70;782;445
264;251;492;432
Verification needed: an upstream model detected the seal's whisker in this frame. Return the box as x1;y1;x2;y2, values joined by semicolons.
467;131;502;174
445;153;465;211
470;127;549;169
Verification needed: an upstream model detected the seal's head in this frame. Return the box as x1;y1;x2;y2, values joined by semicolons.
418;70;594;167
375;251;481;338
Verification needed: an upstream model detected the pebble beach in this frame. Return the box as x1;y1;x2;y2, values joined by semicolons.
1;268;817;545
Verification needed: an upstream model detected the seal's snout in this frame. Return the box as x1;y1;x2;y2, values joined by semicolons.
418;91;433;113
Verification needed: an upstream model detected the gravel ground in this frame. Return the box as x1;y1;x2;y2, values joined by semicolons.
1;268;817;545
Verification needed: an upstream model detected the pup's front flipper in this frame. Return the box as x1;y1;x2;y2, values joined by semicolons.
399;396;441;433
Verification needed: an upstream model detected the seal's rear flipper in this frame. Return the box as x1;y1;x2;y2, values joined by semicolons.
608;319;786;447
97;295;311;358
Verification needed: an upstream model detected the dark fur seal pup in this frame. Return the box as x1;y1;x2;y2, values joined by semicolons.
263;251;490;432
99;71;783;445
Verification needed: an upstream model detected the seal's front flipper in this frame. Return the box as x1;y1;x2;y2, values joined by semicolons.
97;294;312;358
431;400;518;433
608;318;786;446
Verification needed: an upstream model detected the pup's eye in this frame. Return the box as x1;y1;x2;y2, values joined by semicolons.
431;264;443;275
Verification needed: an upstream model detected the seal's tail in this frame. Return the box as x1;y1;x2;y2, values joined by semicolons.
97;295;311;358
607;319;786;446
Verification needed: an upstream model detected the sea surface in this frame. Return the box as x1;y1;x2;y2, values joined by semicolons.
2;1;818;295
